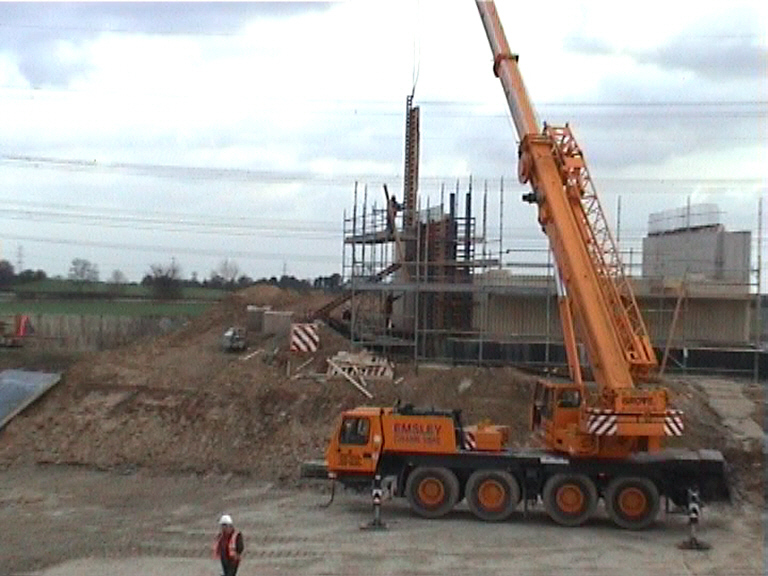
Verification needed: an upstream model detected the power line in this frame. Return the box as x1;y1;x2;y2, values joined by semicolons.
1;233;339;264
1;155;764;189
0;20;762;40
0;209;342;240
0;21;244;38
1;197;759;238
0;198;340;230
0;85;764;115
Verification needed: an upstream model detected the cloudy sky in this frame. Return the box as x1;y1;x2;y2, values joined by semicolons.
0;1;765;287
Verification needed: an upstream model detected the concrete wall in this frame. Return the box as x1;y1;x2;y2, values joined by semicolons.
643;297;751;346
642;228;751;286
262;311;294;338
473;293;560;340
472;291;752;347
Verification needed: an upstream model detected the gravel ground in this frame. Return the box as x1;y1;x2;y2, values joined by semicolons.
0;288;763;576
0;464;763;576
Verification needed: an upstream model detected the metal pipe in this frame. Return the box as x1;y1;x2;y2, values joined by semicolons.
414;196;422;364
499;176;504;269
362;185;367;278
351;182;358;346
755;196;763;383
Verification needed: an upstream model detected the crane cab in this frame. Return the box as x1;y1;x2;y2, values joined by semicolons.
531;380;582;431
325;407;384;482
531;380;595;455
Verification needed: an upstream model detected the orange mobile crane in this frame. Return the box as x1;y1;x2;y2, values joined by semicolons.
303;1;728;529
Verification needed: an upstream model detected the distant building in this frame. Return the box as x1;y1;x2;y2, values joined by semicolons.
641;204;750;289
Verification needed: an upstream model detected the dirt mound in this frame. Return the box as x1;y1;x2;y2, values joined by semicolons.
664;376;765;506
0;282;538;481
0;287;761;504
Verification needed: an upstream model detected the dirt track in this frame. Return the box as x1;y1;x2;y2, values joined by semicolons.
0;463;760;576
0;287;764;575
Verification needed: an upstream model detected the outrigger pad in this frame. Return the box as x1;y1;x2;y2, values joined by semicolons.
678;537;712;551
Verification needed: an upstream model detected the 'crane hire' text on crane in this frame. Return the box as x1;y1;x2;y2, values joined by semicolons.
393;422;442;445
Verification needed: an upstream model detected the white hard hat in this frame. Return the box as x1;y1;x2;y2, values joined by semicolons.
219;514;233;526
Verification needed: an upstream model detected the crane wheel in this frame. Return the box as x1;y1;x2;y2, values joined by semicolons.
465;470;520;522
542;473;597;527
605;477;660;530
405;467;460;519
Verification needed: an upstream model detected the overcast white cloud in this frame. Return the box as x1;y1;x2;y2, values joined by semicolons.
0;1;765;288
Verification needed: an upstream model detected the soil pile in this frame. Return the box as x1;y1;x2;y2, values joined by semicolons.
0;287;761;504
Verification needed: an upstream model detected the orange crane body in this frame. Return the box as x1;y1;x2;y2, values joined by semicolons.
476;0;670;457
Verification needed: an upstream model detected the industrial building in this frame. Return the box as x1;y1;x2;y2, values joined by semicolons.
642;203;751;287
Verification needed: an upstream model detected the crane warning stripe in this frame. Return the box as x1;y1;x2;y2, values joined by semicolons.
664;411;684;436
586;412;618;435
587;409;684;436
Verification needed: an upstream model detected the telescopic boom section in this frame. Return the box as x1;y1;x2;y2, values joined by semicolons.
475;1;538;138
475;0;658;391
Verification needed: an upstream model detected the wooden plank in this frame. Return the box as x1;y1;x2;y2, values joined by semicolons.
327;359;373;399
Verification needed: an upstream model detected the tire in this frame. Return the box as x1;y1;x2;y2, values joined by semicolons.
605;476;660;530
542;473;597;527
465;470;520;522
405;467;460;519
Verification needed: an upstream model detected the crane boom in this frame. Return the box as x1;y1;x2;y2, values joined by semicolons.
475;0;657;389
475;1;538;138
476;0;670;456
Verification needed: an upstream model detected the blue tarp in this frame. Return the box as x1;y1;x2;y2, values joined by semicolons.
0;370;61;430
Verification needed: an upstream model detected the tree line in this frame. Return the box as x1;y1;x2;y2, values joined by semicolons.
0;257;343;300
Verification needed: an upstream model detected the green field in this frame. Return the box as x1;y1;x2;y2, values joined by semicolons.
11;279;226;301
0;300;214;317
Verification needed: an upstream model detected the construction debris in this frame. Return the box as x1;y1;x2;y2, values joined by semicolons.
0;314;33;348
290;356;316;380
0;370;61;431
326;351;394;383
240;349;263;362
327;358;374;399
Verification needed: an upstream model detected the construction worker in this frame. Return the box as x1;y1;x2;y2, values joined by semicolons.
214;514;245;576
387;195;402;233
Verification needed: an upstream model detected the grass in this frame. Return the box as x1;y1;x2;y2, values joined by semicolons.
11;279;226;301
0;300;213;317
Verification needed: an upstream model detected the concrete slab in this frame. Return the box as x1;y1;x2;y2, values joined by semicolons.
695;377;764;447
0;370;61;431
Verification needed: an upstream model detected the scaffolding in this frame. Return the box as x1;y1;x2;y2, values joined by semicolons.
342;177;500;361
321;98;765;380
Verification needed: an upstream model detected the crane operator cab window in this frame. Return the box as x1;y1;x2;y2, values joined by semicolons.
339;417;370;445
557;389;581;409
531;382;550;429
541;387;554;418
